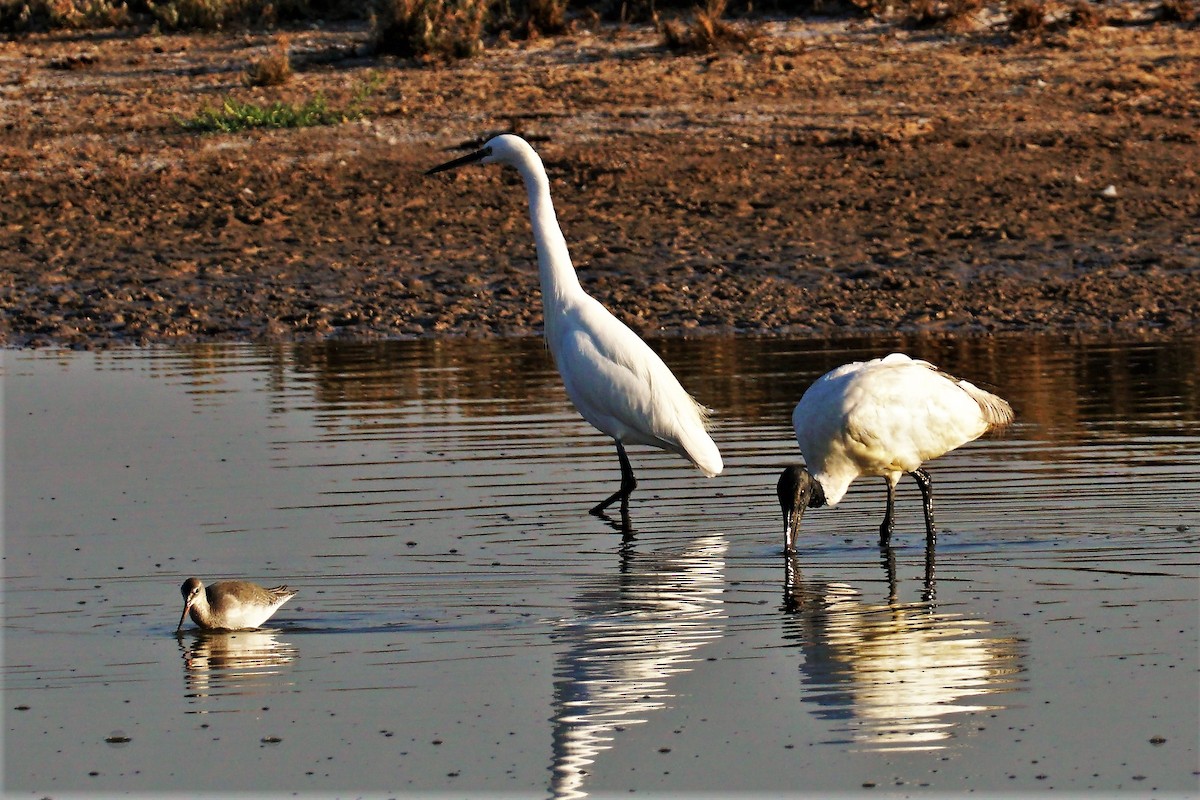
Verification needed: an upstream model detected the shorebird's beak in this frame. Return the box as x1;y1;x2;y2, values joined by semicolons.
177;600;192;631
425;146;492;176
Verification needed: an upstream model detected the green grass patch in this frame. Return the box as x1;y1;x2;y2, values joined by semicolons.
178;75;380;133
178;95;352;133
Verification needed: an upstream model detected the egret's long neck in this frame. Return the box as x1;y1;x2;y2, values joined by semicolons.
513;154;582;331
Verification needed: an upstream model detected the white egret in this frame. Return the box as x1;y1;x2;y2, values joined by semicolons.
777;353;1012;553
177;577;297;631
427;134;722;518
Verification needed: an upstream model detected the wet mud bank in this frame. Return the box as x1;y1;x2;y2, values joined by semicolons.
1;20;1197;348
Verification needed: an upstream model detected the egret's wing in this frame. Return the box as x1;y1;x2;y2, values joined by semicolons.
553;300;721;475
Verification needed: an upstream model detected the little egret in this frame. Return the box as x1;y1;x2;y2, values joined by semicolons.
427;134;722;518
777;353;1012;553
177;577;297;631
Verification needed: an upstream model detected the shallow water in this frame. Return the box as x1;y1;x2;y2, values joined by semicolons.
3;334;1198;797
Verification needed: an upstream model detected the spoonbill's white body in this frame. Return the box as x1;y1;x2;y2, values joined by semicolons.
177;577;297;631
428;134;722;517
777;353;1012;553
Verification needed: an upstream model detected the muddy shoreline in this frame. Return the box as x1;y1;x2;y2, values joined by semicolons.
1;19;1197;348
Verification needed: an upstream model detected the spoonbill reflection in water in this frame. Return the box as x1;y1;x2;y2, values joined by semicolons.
781;555;1024;752
777;353;1012;553
428;135;722;522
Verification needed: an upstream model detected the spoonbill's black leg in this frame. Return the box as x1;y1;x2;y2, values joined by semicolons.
591;442;637;516
912;467;936;545
878;479;897;546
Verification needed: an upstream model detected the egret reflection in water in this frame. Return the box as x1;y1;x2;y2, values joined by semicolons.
178;629;299;703
781;553;1024;751
548;534;729;799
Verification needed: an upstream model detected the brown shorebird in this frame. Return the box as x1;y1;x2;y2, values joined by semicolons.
177;577;297;631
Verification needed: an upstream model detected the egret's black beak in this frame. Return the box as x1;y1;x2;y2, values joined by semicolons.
426;146;492;176
777;465;823;554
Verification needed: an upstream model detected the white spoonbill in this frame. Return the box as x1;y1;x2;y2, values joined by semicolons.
427;134;722;517
177;577;297;631
777;353;1012;553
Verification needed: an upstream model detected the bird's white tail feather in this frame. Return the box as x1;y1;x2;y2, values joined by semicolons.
958;380;1014;431
687;439;724;477
681;397;723;476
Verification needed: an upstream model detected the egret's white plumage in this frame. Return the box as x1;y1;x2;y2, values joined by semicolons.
778;353;1012;553
428;134;722;517
177;577;297;631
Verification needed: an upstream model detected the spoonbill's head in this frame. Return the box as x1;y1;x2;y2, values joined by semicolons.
426;133;536;175
178;577;203;630
777;465;826;554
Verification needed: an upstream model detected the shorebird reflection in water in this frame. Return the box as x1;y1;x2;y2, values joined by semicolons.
178;629;299;701
549;535;728;799
781;552;1023;751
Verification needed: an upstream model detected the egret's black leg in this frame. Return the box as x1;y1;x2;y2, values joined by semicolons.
879;479;896;546
912;467;936;545
590;442;637;516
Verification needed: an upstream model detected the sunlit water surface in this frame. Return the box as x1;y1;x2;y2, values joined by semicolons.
3;335;1198;797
